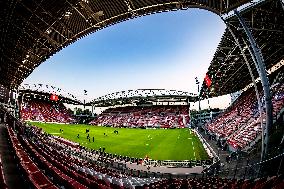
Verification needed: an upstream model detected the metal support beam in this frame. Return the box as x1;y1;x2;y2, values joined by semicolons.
224;18;265;161
91;104;94;117
234;9;273;160
195;77;201;126
243;38;267;160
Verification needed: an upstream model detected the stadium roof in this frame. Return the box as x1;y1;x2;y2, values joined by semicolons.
88;89;197;107
0;0;251;89
200;0;284;98
18;83;82;104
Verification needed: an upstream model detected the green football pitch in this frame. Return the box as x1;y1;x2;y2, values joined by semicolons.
30;122;209;161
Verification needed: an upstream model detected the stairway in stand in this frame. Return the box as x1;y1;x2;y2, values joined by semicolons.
0;124;29;189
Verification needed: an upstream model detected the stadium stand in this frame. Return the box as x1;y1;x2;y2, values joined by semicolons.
1;101;284;189
206;80;284;150
90;105;190;128
4;120;284;188
8;127;58;189
5;115;163;188
20;99;75;123
0;0;283;188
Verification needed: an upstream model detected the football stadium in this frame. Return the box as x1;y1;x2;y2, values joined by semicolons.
0;0;284;188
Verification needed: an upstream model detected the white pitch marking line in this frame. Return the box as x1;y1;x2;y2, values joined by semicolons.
192;140;196;159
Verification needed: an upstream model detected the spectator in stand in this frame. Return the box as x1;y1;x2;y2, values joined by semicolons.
89;105;190;128
20;99;75;123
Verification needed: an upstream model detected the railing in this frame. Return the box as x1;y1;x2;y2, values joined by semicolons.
193;129;221;175
203;152;284;179
125;152;284;179
194;129;219;159
144;159;213;168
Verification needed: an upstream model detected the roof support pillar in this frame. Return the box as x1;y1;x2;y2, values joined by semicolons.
223;20;263;159
91;104;95;117
234;9;273;160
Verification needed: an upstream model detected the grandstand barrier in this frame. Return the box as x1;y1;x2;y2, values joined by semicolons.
53;136;80;148
144;159;213;168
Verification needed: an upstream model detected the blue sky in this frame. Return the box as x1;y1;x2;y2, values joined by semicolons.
24;8;231;109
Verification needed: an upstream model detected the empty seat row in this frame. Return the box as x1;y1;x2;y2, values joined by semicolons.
0;154;7;189
7;127;57;189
